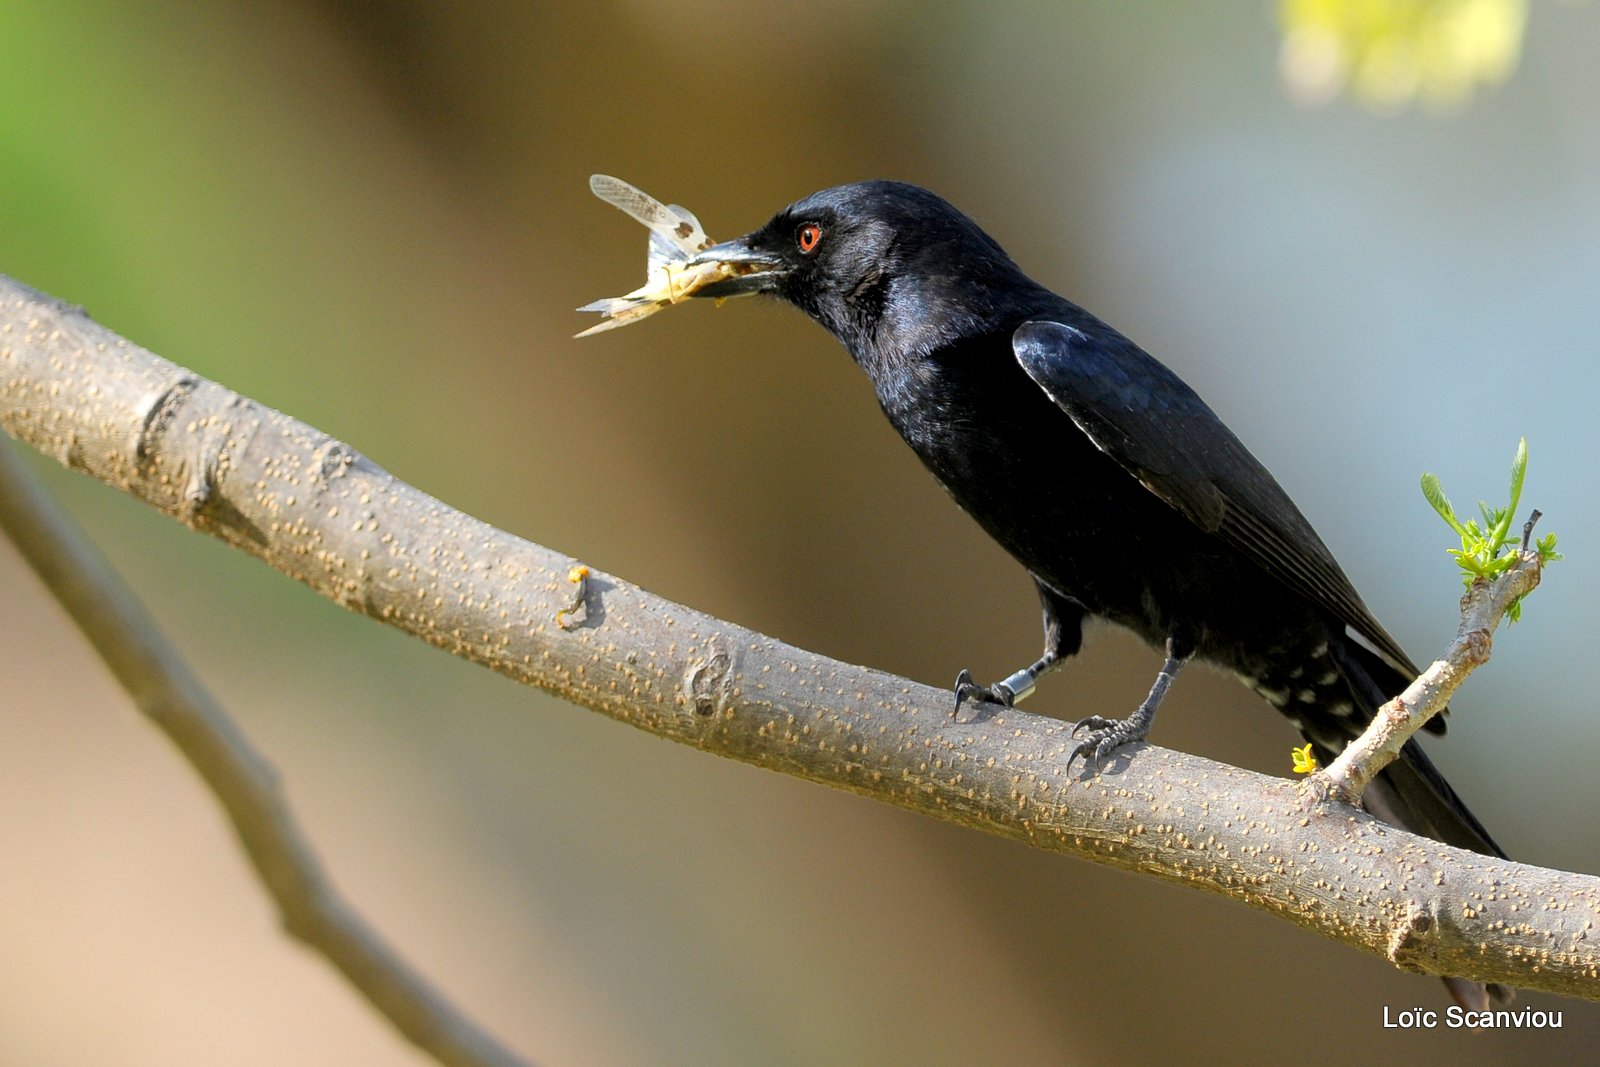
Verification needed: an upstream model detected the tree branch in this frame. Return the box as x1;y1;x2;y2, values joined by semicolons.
0;404;532;1063
1316;549;1542;803
3;273;1597;1003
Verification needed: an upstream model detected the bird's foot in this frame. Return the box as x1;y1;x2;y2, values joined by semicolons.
1066;649;1184;771
1066;707;1155;771
952;669;1016;719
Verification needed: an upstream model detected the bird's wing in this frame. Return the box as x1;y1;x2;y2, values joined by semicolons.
1012;319;1415;675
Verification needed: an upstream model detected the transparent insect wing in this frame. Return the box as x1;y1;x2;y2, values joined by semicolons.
666;204;712;252
647;207;711;273
590;175;708;254
576;296;636;315
588;174;669;228
574;307;654;337
647;231;682;274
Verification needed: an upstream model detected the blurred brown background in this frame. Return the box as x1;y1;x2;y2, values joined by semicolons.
3;2;1598;1064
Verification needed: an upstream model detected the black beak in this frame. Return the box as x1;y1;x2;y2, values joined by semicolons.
685;236;785;298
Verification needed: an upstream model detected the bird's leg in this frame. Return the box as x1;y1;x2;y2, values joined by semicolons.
1067;636;1191;769
953;583;1084;716
953;655;1057;712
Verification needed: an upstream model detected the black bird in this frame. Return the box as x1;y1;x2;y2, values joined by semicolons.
679;181;1506;1008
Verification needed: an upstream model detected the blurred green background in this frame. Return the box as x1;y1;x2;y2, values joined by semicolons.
3;2;1597;1064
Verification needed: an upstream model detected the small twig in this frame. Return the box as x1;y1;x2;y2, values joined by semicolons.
1523;509;1543;553
1314;540;1543;805
0;438;533;1067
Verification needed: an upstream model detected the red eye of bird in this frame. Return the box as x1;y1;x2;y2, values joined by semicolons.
797;222;823;254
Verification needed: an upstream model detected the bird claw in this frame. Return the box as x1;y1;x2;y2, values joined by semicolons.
1066;713;1151;771
952;669;1015;719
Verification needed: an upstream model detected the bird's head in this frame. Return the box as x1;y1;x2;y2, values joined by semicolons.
687;181;1040;360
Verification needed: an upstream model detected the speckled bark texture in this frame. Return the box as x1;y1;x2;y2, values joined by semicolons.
3;273;1597;1001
